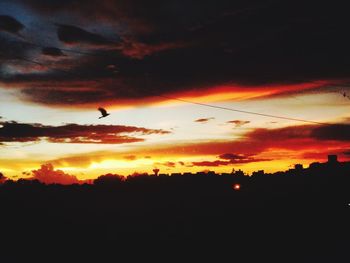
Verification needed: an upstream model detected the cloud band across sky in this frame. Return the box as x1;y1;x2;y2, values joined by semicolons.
0;122;170;144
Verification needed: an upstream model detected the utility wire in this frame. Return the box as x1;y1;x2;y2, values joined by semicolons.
159;95;329;125
5;31;332;125
14;56;330;125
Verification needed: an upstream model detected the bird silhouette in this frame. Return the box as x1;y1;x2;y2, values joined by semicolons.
98;107;110;119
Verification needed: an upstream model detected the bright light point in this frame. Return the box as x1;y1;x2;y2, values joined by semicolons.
233;184;241;190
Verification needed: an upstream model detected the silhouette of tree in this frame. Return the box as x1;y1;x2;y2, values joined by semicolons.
93;173;124;186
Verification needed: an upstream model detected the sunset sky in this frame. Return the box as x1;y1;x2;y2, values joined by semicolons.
1;0;350;181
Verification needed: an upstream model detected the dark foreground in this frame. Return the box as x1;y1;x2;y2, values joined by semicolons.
1;169;349;262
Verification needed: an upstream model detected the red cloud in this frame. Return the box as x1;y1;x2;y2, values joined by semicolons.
0;172;7;184
32;163;80;185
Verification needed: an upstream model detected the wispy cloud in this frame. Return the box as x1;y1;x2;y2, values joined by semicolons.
227;120;250;127
195;117;215;123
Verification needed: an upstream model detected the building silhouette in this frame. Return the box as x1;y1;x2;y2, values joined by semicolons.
294;164;303;171
328;155;338;164
252;170;264;176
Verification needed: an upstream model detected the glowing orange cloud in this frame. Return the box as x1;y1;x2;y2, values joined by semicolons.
32;163;80;185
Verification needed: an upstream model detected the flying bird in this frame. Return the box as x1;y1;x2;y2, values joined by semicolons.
98;107;110;119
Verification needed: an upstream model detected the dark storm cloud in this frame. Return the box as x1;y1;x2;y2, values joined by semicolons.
41;47;64;57
56;24;114;45
0;121;170;144
0;35;32;60
21;87;110;105
1;0;350;105
0;15;24;34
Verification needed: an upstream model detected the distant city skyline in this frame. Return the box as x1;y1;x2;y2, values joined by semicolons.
1;154;348;185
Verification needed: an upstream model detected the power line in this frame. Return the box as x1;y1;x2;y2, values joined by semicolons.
4;30;332;125
159;95;329;125
15;56;330;125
